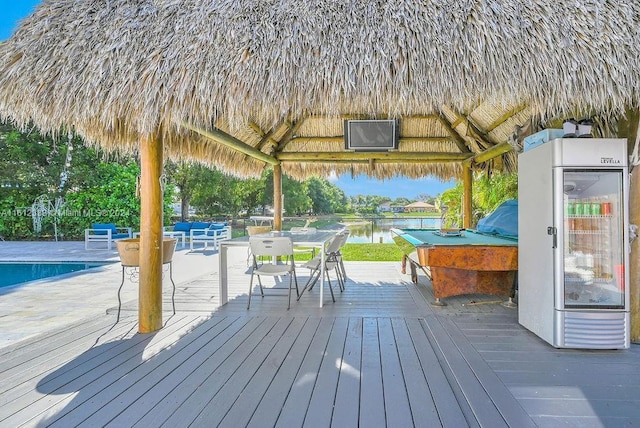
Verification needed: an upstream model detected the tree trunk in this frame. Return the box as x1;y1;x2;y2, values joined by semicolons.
181;196;190;221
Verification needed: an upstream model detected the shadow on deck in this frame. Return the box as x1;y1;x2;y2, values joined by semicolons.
1;253;639;427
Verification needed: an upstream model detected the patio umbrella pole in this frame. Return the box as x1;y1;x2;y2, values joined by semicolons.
138;133;164;333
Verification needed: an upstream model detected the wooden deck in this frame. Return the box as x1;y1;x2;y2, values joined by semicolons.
1;253;640;427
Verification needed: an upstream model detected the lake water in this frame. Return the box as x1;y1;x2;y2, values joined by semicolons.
343;217;442;243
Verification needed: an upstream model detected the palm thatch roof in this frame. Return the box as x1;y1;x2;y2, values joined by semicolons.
1;0;639;181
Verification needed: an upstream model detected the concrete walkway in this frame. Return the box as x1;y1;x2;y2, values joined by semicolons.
0;241;219;348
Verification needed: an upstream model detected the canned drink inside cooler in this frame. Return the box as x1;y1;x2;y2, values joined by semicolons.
566;202;575;216
574;202;584;216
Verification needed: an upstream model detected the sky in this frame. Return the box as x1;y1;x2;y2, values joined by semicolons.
0;0;456;200
0;1;39;40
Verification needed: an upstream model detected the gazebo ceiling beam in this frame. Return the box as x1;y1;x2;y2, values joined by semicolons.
305;114;441;121
485;104;528;133
437;114;472;153
462;142;513;166
277;152;472;162
180;121;279;165
275;117;305;152
448;107;495;149
283;158;466;165
251;121;287;152
289;136;453;144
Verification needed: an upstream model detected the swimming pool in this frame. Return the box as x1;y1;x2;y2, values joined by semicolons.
0;262;113;289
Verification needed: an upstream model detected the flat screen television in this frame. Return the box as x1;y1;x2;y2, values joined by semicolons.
344;119;399;151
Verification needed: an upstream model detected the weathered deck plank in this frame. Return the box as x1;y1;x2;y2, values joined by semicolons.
304;317;349;427
64;315;231;426
133;316;281;427
359;317;386;427
2;259;640;427
331;316;362;426
404;318;468;427
243;317;323;427
421;315;515;427
192;317;308;426
108;315;251;426
273;316;335;428
378;317;414;427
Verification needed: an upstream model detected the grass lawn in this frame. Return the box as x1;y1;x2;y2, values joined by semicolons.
288;243;403;262
340;243;403;261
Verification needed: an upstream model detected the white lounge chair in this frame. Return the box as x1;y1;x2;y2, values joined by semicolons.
189;223;231;251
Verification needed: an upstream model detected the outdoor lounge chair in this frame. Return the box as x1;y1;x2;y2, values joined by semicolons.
189;222;231;251
85;223;132;250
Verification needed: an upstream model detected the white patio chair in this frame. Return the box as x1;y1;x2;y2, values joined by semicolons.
331;230;350;290
298;230;349;301
247;236;299;310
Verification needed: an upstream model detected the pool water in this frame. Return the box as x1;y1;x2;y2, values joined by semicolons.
0;262;112;289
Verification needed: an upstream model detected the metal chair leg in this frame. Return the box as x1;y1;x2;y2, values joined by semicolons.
116;266;126;322
287;274;292;310
326;272;336;303
248;272;255;309
169;262;176;315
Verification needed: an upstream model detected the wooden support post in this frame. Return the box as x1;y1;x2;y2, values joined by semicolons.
273;164;283;231
462;164;473;229
139;134;164;333
621;107;640;343
630;170;640;343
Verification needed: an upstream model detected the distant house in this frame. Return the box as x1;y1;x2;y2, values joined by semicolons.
377;202;392;213
377;202;405;213
404;201;437;213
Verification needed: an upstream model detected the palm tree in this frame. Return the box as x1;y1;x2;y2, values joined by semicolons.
440;172;518;228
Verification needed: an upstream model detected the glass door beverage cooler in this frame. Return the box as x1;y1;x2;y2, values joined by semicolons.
518;138;630;349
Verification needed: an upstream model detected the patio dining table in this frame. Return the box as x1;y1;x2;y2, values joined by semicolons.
218;229;340;307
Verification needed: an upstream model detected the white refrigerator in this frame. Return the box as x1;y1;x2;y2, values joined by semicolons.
518;138;630;349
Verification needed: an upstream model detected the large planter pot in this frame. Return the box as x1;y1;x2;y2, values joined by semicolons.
116;238;177;267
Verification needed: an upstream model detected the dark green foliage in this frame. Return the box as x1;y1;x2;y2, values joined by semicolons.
439;172;518;228
0;122;173;240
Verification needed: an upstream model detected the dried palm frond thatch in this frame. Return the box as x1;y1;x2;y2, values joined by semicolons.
1;0;639;179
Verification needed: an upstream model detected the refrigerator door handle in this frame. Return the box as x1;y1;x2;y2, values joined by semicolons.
547;226;557;248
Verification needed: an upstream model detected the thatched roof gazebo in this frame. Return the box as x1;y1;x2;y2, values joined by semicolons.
2;0;640;333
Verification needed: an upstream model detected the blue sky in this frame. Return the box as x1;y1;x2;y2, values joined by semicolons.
330;174;453;199
0;1;40;40
0;0;455;200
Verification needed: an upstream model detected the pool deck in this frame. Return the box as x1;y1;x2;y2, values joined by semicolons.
0;241;216;347
1;241;640;426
